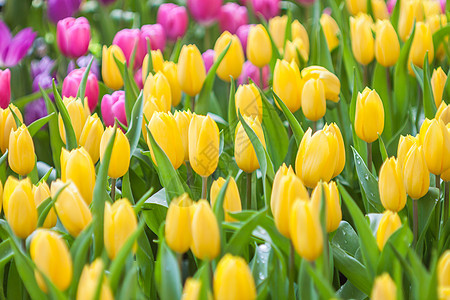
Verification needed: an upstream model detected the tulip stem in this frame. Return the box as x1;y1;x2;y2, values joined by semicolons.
312;121;317;133
436;175;441;231
201;176;208;199
259;67;264;90
247;172;253;210
413;199;418;246
367;142;372;173
386;67;392;97
186;162;192;188
191;96;196;112
288;242;295;300
363;65;369;87
111;178;116;201
444;182;449;224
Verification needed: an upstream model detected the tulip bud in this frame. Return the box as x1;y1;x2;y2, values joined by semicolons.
432;67;447;108
214;32;245;81
191;200;220;260
350;14;374;65
273;59;302;112
141;24;166;54
142;96;169;143
3;176;37;238
403;144;430;199
324;123;346;178
174;110;194;161
143;72;172;110
320;14;340;52
30;229;73;292
291;19;310;53
235;83;263;122
165;194;193;253
379;157;407;212
142;50;165;82
236;25;252;54
214;254;257;300
268;15;288;50
371;273;397;300
438;250;450;288
409;22;434;70
57;17;90;59
162;61;182;107
104;198;137;259
377;210;401;249
79;113;104;163
301;66;341;102
52;180;92;237
372;0;389;20
157;3;188;41
436;102;450;125
301;78;326;121
290;200;323;261
0;104;23;153
346;0;367;15
181;278;202;300
235;116;266;173
187;0;222;25
295;128;338;188
8;124;35;176
375;20;400;67
178;45;206;97
311;181;342;233
101;91;127;128
246;25;272;68
112;29;144;68
100;127;130;179
284;38;309;65
421;118;450;175
251;0;281;21
398;0;423;41
58;96;91;144
355;87;385;143
427;14;447;60
0;69;11;109
33;182;57;228
62;68;99;112
202;49;215;74
210;177;242;222
102;45;126;90
397;134;418;169
219;3;248;35
189;115;220;177
423;0;441;18
77;259;113;300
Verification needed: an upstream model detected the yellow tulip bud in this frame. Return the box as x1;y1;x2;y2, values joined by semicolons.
142;96;169;143
419;118;433;145
291;20;310;55
247;24;272;68
379;157;407;212
162;61;182;107
77;259;113;300
355;87;385;143
346;0;367;15
235;83;263;122
320;14;340;52
235;116;266;173
323;123;346;178
284;38;309;65
377;210;401;250
375;20;400;67
421;118;450;175
79;113;104;164
371;273;397;300
33;182;57;228
165;194;193;253
438;250;450;287
271;167;309;238
397;134;418;169
188;115;220;177
301;66;341;102
423;0;441;18
213;254;257;300
214;31;245;81
409;22;434;70
273;59;302;112
436;102;450;125
311;181;342;233
290;200;323;261
58;97;90;144
60;147;96;204
372;0;389;20
142;49;165;82
402;144;430;199
301;78;326;121
174;110;193;162
350;13;374;65
102;45;126;90
178;45;206;96
8;124;35;176
99;127;130;179
104;198;137;259
143;71;172;111
191;200;220;260
181;278;203;300
432;67;447;108
398;0;423;41
269;16;308;52
210;177;242;222
3;176;36;238
51;180;92;237
295;128;338;188
427;14;447;60
0;104;23;153
30;229;73;292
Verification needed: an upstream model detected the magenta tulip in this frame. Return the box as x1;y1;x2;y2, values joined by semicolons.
135;68;144;90
62;68;99;112
0;69;10;109
0;21;36;67
101;91;127;128
219;3;249;34
112;29;143;68
236;24;253;53
157;4;189;41
187;0;223;25
57;17;90;59
202;49;215;73
140;24;166;58
251;0;280;20
47;0;81;23
238;61;270;89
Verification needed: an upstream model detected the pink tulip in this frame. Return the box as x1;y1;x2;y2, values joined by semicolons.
140;24;166;53
113;29;144;69
251;0;280;20
0;69;10;109
56;17;90;59
101;91;127;128
62;68;99;112
202;49;215;73
238;61;270;89
387;0;397;13
187;0;223;25
157;4;189;41
134;68;144;90
219;3;248;34
441;0;446;12
236;24;253;53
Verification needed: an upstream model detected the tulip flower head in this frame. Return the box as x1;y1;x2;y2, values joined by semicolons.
102;45;126;90
350;13;374;65
157;4;188;41
346;0;367;15
402;143;430;199
374;20;400;67
219;3;248;34
58;96;91;144
376;210;401;250
436;101;450;125
0;104;23;153
174;110;194;161
273;59;302;112
178;45;206;97
210;177;243;222
235;116;266;173
421;118;450;175
431;67;447;108
301;78;326;121
246;24;272;68
301;66;341;102
8;124;35;176
438;250;450;289
235;83;263;122
187;0;222;25
77;259;113;300
371;273;397;300
62;68;99;112
408;22;434;71
142;50;165;82
57;17;90;59
251;0;281;21
143;72;172;111
0;21;36;67
355;87;385;143
33;182;57;228
190;200;220;260
311;181;342;233
100;126;131;179
181;278;202;300
0;69;11;109
79;113;104;163
214;31;245;81
162;61;182;107
165;193;193;253
320;14;340;52
379;157;407;212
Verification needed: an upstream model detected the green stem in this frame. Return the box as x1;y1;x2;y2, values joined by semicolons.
436;174;441;234
413;199;418;246
247;172;252;210
289;242;295;300
111;178;116;201
444;182;449;225
367;142;372;173
312;121;317;133
259;67;264;90
201;176;208;199
186;162;192;188
363;64;369;87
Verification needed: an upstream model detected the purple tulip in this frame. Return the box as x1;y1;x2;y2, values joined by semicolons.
0;21;36;67
187;0;223;25
236;24;253;53
31;57;55;78
32;73;53;94
101;91;127;128
219;3;248;34
251;0;280;20
57;17;90;59
135;68;144;90
113;28;143;68
238;61;270;89
140;24;166;52
25;98;47;126
202;49;215;73
157;4;189;41
62;68;99;112
0;69;11;109
67;54;100;79
47;0;82;24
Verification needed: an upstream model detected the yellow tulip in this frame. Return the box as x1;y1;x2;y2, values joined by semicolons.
371;273;397;300
355;87;385;143
102;45;126;90
178;45;206;96
324;123;346;178
427;14;447;60
77;259;113;300
436;102;450;125
270;163;290;209
214;31;245;81
142;49;165;82
290;200;323;261
79;113;104;164
284;38;308;65
104;198;138;259
379;157;407;212
301;78;326;121
181;278;202;300
0;104;23;153
375;20;400;67
235;83;263;122
372;0;389;20
214;254;257;300
33;182;57;228
311;181;342;233
350;13;374;65
188;115;220;177
397;134;418;168
442;126;450;182
432;67;447;108
320;14;340;52
8;124;35;176
30;229;73;292
3;176;36;238
376;210;401;250
165;194;193;253
210;177;242;222
99;126;130;179
346;0;367;15
143;71;172;111
291;20;310;55
51;180;92;237
398;0;423;41
438;250;450;287
300;66;341;102
247;24;272;68
190;200;220;260
174;110;194;161
409;22;434;70
419;118;433;145
235;116;266;173
402;144;430;199
269;16;308;52
421;118;450;175
162;61;182;107
58;96;90;144
142;96;169;143
423;0;441;18
273;59;302;112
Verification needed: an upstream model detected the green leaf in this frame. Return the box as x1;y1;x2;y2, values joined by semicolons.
332;221;360;256
416;188;439;247
113;54;138;123
272;91;304;146
125;91;144;157
8;106;22;127
37;182;69;227
227;77;237;139
53;80;77;150
212;176;230;254
170;38;182;63
0;150;8;166
155;239;182;300
76;57;94;106
378;135;388;161
28;112;55;137
304;261;337;299
0;239;13;268
142;188;168;235
422;52;437;119
432;24;450;53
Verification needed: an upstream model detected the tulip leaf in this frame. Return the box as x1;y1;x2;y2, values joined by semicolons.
113;54;139;123
52;80;78;150
14;87;54;110
304;260;337;299
422;52;437;119
0;149;8;166
432;24;450;53
155;238;182;300
142;188;168;235
0;239;12;268
170;38;182;63
378;135;388;162
38;182;69;228
76;57;94;107
212;176;230;254
416;188;439;248
332;221;360;256
146;39;154;79
196;41;232;115
125;91;144;157
311;3;334;72
117;263;140;300
27;112;55;137
272;90;304;146
227;77;237;139
8;106;22;127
